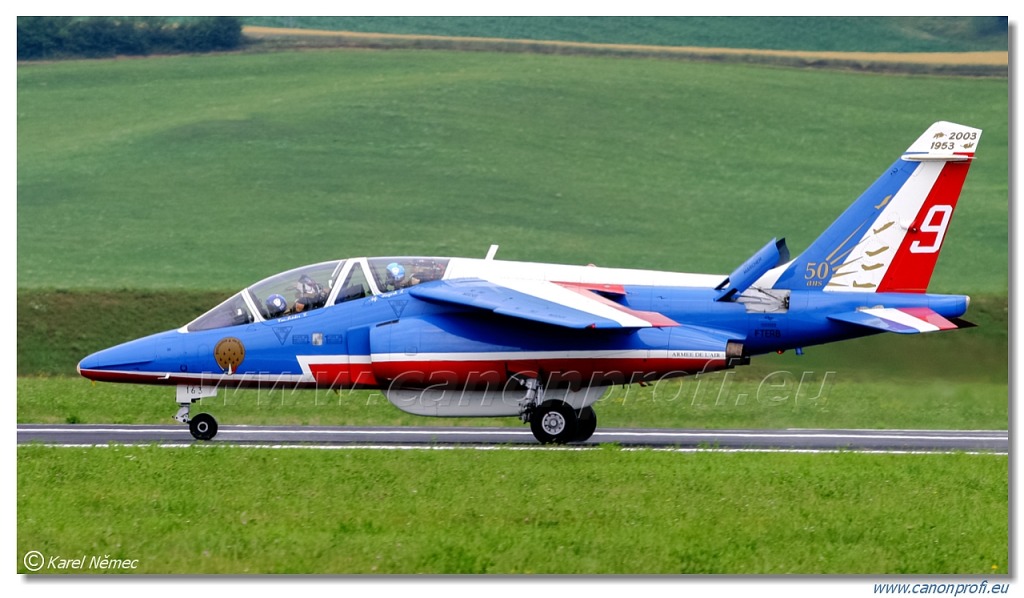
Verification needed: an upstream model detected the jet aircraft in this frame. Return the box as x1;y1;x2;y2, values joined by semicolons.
79;121;982;443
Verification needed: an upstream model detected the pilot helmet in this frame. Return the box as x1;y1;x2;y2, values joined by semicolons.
266;294;287;317
386;262;405;283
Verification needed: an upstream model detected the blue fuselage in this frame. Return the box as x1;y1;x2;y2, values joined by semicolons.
78;282;969;391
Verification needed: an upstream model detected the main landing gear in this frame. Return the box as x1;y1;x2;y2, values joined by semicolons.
174;401;219;441
518;378;598;444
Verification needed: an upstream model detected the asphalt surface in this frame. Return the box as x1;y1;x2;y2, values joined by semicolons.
17;424;1009;453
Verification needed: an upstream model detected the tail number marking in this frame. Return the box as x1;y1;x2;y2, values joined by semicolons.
909;205;953;254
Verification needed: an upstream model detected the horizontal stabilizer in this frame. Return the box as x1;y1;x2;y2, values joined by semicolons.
716;238;789;301
409;278;678;329
828;307;960;335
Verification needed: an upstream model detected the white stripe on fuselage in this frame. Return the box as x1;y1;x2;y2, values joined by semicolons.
296;354;371;378
368;350;726;363
443;258;724;288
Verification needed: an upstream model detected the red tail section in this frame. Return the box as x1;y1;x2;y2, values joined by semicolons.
877;159;974;293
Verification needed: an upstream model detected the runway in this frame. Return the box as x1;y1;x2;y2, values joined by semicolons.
17;424;1009;453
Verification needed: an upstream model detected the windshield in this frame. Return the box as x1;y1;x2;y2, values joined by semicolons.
185;260;344;332
186;292;255;332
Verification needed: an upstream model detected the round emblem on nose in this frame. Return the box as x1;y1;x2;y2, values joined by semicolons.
214;337;245;374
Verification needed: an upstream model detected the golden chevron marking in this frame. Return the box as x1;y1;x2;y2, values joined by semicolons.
861;263;884;271
829;247;855;266
865;246;889;257
872;221;894;235
873;195;892;210
853;281;877;289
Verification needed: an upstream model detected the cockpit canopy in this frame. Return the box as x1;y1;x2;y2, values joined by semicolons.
184;257;450;332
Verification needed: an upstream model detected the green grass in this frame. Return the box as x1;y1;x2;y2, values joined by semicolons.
17;50;1008;294
17;445;1008;574
18;375;1007;431
242;17;1009;53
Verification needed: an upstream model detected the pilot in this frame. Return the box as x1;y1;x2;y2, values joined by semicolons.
266;294;288;319
385;262;405;288
385;262;424;290
293;274;328;312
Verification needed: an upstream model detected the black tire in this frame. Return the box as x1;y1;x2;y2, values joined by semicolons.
189;412;218;441
530;400;578;444
574;406;597;442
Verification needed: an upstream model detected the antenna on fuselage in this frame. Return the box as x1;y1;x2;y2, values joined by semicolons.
485;244;499;260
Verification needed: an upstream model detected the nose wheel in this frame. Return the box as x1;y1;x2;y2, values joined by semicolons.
174;401;219;441
188;412;219;441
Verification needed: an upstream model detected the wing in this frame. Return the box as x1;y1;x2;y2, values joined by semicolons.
828;307;967;334
408;278;678;329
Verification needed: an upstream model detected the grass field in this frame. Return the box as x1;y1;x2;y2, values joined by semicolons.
16;446;1008;574
16;42;1010;576
17;51;1008;293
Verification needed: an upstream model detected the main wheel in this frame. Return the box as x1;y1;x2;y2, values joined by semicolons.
574;406;597;442
530;400;578;444
189;412;218;441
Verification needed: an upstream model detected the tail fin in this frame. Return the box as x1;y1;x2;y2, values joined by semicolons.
769;121;981;293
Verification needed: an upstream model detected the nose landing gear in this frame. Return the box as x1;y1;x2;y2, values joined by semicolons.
174;385;220;441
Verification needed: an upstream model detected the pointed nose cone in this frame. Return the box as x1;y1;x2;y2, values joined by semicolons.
77;330;184;382
78;342;156;380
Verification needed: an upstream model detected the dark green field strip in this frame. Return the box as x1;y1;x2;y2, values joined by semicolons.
16;288;1008;381
17;445;1008;574
17;289;230;376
